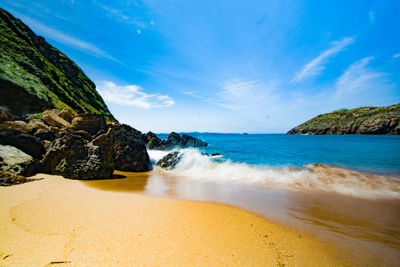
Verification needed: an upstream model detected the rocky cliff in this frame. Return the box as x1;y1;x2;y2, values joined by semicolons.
0;8;114;120
287;103;400;135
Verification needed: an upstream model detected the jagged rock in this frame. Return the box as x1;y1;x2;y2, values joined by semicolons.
0;170;40;186
28;118;50;133
34;128;57;141
142;131;158;144
42;109;71;128
157;151;183;170
288;103;400;135
0;145;36;176
60;108;75;122
0;128;45;159
40;133;114;179
108;124;152;172
0;108;14;123
71;113;106;135
147;132;208;150
0;120;31;132
73;130;92;141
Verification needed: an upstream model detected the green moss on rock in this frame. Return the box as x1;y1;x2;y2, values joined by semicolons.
0;8;115;120
288;103;400;135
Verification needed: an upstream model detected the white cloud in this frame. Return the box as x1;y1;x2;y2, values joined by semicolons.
97;81;174;109
334;57;395;99
16;14;117;61
369;11;375;24
94;1;147;28
137;29;142;35
292;37;355;82
393;53;400;59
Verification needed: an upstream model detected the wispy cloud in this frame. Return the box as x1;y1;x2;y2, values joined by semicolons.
334;56;395;99
393;53;400;59
16;14;117;61
292;37;355;82
97;81;174;109
93;1;147;28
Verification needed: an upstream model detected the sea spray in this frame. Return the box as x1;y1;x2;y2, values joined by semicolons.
148;148;400;199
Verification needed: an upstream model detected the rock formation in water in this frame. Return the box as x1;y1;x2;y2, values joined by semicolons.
0;8;114;119
288;103;400;135
147;132;208;150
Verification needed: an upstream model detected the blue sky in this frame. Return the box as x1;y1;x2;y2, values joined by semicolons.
1;0;399;133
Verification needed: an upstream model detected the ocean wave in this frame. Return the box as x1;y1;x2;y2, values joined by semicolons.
147;148;400;199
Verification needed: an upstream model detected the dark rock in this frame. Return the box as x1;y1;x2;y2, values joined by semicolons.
146;132;207;150
142;131;158;144
73;130;92;141
0;108;14;123
0;170;40;186
157;151;183;170
40;133;114;179
71;113;106;135
0;145;36;176
108;124;152;172
34;128;57;141
0;120;31;132
0;128;45;159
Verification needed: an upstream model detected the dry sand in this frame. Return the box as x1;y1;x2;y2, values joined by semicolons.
0;174;350;266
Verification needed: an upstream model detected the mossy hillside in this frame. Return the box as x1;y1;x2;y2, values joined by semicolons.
0;8;115;120
288;103;400;134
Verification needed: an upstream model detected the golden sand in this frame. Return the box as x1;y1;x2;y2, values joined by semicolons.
0;174;349;266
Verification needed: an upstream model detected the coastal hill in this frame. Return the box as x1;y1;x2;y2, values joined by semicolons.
288;103;400;135
0;8;114;120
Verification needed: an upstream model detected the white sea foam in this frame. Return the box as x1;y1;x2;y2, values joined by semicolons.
148;148;400;199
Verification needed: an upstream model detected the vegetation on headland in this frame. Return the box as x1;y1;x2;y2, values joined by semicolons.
288;103;400;135
0;8;114;120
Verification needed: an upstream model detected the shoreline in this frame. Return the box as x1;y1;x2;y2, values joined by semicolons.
0;174;351;266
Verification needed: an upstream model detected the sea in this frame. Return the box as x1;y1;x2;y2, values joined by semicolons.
85;133;400;265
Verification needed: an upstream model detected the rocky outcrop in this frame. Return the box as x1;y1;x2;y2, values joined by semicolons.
0;128;45;159
288;103;400;135
0;145;36;176
40;133;114;179
108;124;152;172
147;132;208;150
71;113;106;135
0;8;115;120
157;151;183;170
60;108;75;122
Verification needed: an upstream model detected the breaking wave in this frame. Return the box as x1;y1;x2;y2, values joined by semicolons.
148;148;400;199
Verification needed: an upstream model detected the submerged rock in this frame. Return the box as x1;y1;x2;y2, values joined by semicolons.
0;128;45;159
109;124;152;172
40;133;114;179
157;151;183;170
0;145;36;176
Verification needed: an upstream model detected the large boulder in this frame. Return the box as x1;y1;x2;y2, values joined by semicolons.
0;145;36;176
71;113;106;135
157;151;183;170
0;128;45;159
42;109;71;128
109;124;152;172
40;133;114;179
181;134;208;148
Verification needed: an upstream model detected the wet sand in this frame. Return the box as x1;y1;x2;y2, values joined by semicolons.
0;174;347;266
84;169;400;265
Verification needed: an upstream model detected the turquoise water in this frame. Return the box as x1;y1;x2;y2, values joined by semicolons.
159;133;400;175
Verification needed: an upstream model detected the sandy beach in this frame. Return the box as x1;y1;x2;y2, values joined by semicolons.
0;174;349;266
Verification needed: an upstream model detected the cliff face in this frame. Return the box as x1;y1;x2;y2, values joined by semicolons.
288;103;400;135
0;8;114;120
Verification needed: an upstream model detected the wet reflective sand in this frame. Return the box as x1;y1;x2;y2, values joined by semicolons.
83;169;400;265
